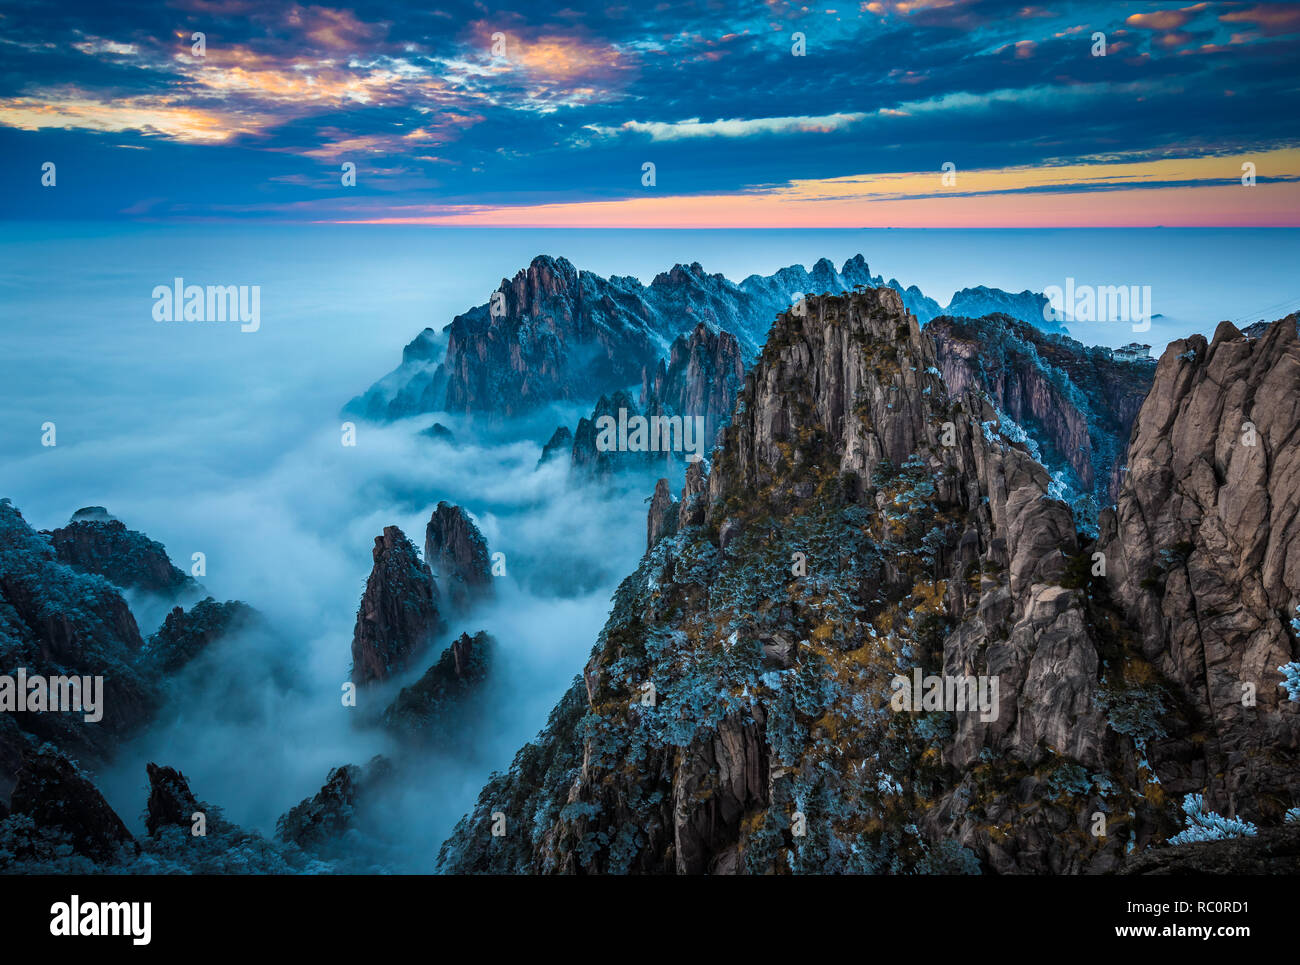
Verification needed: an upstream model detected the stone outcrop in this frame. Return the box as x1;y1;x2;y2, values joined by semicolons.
0;500;155;789
350;526;439;686
929;313;1153;505
145;762;202;836
538;426;573;466
45;506;195;595
1120;823;1300;874
275;755;393;851
640;321;744;458
144;597;259;675
424;503;492;615
382;631;494;745
647;479;678;551
442;287;1167;874
420;422;456;445
8;750;135;862
1100;317;1300;823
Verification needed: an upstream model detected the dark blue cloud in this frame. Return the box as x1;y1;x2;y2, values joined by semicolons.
1;0;1296;220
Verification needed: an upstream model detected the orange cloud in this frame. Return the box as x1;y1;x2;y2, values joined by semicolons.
329;150;1300;227
1126;3;1208;31
0;92;261;141
1220;3;1300;35
286;5;385;51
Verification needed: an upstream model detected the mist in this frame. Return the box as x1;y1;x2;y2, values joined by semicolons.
4;224;1298;870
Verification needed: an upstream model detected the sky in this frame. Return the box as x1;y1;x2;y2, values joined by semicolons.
2;0;1299;226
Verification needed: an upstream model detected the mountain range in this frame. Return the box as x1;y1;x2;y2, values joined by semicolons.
344;254;1066;424
3;254;1297;876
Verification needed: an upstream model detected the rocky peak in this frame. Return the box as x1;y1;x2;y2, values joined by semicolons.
144;597;259;675
639;322;744;456
538;425;573;467
647;478;678;551
569;390;668;480
424;503;492;615
9;750;135;862
275;755;394;851
839;253;874;286
650;262;712;288
145;762;202;836
382;631;495;745
401;327;442;364
706;285;940;509
499;254;582;315
45;507;194;595
928;313;1153;508
945;286;1061;333
350;526;439;686
1100;314;1300;822
450;286;1159;874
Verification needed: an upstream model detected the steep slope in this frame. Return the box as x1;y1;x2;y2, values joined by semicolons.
350;526;439;687
44;507;195;596
0;500;155;789
439;287;1180;874
424;503;492;616
640;322;744;459
382;631;494;746
1099;317;1300;823
928;314;1153;511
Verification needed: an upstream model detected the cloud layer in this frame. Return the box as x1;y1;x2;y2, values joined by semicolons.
2;1;1298;224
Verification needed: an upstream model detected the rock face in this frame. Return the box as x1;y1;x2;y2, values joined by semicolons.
424;503;492;615
1100;317;1300;824
438;288;1148;873
646;479;678;551
569;391;668;480
0;500;155;791
9;750;135;861
145;597;259;675
640;322;744;458
439;288;1300;875
145;763;201;836
45;507;195;595
929;314;1153;507
382;631;494;745
275;755;393;851
1120;823;1300;875
350;526;439;686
